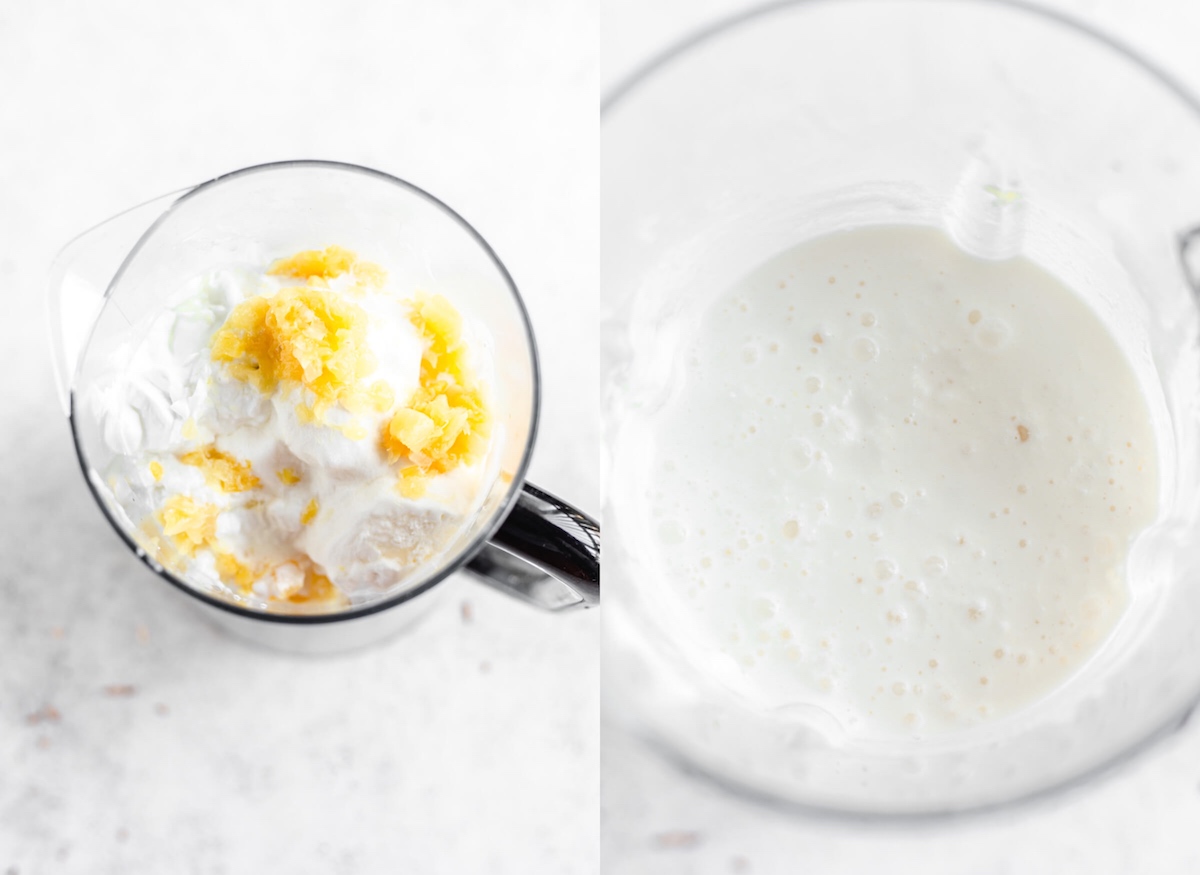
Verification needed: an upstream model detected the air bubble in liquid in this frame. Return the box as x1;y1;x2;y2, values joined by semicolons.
852;337;879;362
974;317;1012;350
790;440;814;470
748;592;777;619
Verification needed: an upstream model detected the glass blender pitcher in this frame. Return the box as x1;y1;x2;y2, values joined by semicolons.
50;160;599;653
603;0;1200;815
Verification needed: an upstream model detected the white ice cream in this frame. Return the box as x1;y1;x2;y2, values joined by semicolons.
616;225;1160;735
90;255;496;608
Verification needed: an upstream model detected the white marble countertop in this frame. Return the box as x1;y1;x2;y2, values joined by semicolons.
601;1;1200;873
0;2;597;873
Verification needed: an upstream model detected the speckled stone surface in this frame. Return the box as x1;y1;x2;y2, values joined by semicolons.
0;2;597;873
601;0;1200;872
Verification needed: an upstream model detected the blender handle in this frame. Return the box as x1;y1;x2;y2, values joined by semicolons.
465;482;600;611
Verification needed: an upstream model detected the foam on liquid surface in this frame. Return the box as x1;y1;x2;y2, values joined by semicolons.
639;225;1159;735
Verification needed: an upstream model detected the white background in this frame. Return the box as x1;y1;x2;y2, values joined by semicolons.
601;0;1200;873
0;2;597;874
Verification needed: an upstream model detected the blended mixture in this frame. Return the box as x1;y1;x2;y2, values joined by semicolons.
91;246;495;610
635;225;1159;734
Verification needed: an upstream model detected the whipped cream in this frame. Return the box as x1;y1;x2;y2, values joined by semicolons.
90;248;497;610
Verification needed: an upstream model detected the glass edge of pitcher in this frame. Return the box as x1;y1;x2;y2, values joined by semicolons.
46;187;192;416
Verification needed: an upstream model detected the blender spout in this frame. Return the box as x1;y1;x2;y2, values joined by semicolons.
943;141;1028;262
45;189;187;416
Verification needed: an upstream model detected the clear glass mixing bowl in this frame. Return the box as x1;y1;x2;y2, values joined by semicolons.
603;0;1200;815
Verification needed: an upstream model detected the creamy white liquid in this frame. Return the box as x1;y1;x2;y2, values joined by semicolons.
630;225;1159;735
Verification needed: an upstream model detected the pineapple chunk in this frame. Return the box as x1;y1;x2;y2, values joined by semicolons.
179;445;260;493
380;292;492;481
277;468;301;485
210;284;376;418
156;495;219;555
267;245;357;280
388;408;439;457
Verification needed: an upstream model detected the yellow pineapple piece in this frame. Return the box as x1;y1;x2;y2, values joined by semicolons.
210;284;376;419
386;408;439;459
214;550;258;592
156;495;220;556
396;465;428;499
149;460;163;481
179;445;260;493
380;293;492;482
368;379;395;413
277;468;301;485
350;259;388;295
267;245;356;281
301;498;319;526
282;563;343;606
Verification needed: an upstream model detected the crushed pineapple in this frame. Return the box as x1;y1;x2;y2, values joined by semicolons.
267;245;387;297
282;561;343;606
380;293;491;495
267;245;357;280
277;468;301;485
397;465;428;499
153;493;338;601
301;498;319;525
149;460;163;481
179;445;260;493
350;259;387;293
367;379;395;412
210;286;366;393
156;495;220;556
214;550;258;591
210;284;381;420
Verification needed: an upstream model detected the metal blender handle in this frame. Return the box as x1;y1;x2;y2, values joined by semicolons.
466;482;600;611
